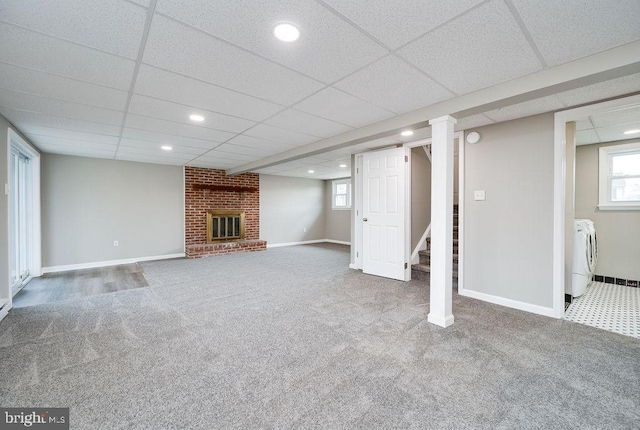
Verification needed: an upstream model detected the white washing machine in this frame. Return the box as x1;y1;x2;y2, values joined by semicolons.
572;219;598;297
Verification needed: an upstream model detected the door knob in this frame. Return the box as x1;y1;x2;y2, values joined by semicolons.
363;218;368;222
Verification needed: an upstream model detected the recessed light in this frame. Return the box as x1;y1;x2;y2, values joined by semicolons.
189;114;205;122
401;130;413;137
161;145;173;151
339;164;347;168
274;23;300;42
623;129;640;135
308;170;314;173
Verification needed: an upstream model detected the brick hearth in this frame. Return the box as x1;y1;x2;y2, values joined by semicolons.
185;167;266;258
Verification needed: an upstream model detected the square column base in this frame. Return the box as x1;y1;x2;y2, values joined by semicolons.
427;313;455;328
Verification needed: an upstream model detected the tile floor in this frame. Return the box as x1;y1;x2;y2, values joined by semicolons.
565;281;640;339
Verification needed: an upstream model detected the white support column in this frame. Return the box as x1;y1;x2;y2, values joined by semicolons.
427;115;456;328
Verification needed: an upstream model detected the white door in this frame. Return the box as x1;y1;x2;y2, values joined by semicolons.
362;147;408;280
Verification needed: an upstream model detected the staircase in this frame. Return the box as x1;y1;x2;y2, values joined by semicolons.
412;205;459;282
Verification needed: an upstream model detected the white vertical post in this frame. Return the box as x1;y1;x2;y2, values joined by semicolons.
427;115;456;328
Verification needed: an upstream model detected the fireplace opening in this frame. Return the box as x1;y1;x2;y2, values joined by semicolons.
207;210;245;242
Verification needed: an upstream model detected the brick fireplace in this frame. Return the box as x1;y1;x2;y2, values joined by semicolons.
185;167;266;258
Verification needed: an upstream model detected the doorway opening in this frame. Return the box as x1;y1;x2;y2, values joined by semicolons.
554;94;640;338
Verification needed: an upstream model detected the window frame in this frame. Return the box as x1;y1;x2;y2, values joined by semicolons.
598;141;640;210
331;178;352;210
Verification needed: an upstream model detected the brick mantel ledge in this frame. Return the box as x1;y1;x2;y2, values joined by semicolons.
186;239;267;258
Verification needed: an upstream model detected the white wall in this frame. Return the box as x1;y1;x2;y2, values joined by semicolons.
260;174;325;245
325;179;351;243
463;113;555;309
41;154;184;268
575;140;640;281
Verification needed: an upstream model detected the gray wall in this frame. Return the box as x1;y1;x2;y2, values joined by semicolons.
324;179;351;243
411;147;432;251
260;174;325;245
575;140;640;281
464;113;555;308
42;154;184;267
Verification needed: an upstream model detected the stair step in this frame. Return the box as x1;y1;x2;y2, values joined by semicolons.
411;263;459;279
418;250;459;260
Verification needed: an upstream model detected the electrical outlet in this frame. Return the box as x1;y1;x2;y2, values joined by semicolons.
303;227;307;233
113;240;119;247
474;190;486;201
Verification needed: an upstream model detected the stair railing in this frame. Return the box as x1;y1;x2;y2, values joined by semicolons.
411;223;431;264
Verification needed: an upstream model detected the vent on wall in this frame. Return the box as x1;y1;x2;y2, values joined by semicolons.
207;210;245;242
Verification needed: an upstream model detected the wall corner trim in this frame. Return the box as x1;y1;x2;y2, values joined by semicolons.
458;288;557;319
41;253;186;274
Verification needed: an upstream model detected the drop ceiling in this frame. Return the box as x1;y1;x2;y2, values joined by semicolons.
0;0;639;179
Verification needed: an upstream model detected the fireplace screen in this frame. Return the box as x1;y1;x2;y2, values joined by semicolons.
206;210;245;242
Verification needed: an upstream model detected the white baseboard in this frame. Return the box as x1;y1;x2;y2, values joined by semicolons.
0;298;11;323
458;287;556;318
267;239;351;248
324;239;351;246
42;253;186;274
349;263;359;270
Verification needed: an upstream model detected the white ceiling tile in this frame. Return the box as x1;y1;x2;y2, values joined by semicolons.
555;73;640;107
321;0;484;49
596;122;640;143
0;63;128;111
26;135;117;152
134;65;283;122
121;128;224;150
575;129;600;146
119;138;214;155
588;106;640;128
209;143;277;158
483;95;565;123
124;114;237;142
335;56;454;114
128;94;255;134
244;124;318;146
195;149;262;163
19;126;119;145
511;0;640;66
1;0;147;59
142;15;324;105
0;23;135;90
398;0;542;94
0;88;124;126
116;146;196;162
156;0;387;83
574;118;593;131
1;108;122;136
264;109;352;138
115;153;188;166
37;143;116;158
225;134;298;152
294;87;394;128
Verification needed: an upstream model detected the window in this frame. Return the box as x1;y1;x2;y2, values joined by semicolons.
598;141;640;210
332;178;351;210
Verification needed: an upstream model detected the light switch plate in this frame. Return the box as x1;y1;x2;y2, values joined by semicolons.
474;190;486;201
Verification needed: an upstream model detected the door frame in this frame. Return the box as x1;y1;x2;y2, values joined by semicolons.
552;93;640;318
7;129;42;299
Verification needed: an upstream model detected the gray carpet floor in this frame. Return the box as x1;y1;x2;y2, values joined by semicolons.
0;244;638;429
